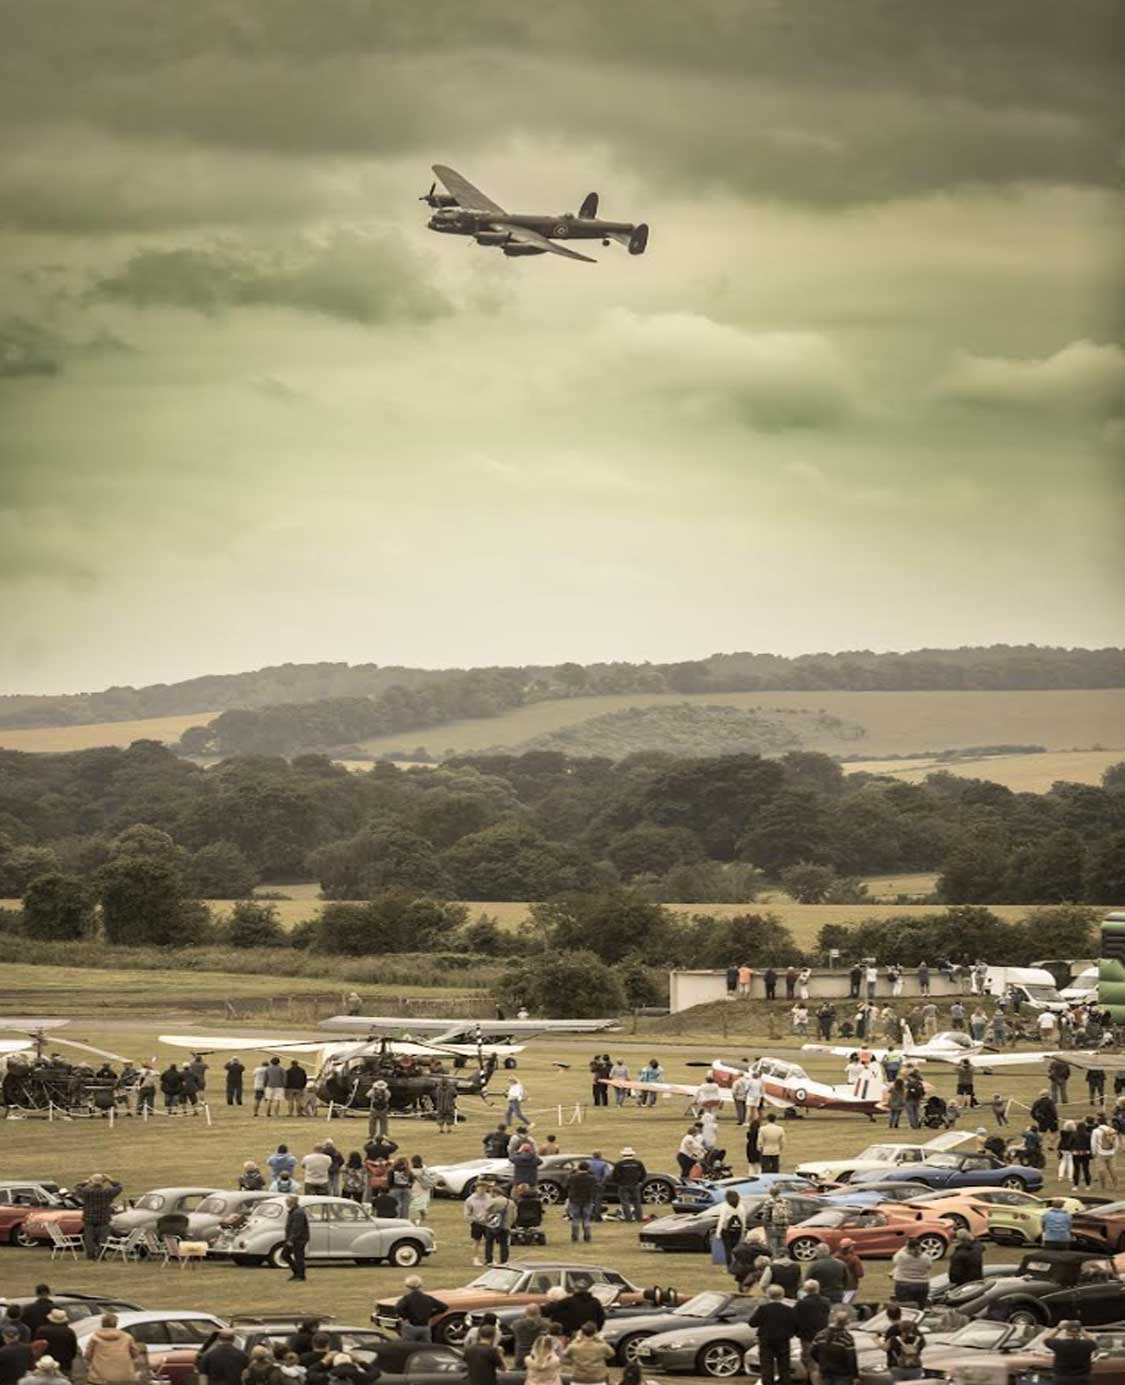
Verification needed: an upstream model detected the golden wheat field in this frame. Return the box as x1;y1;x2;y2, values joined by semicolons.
0;711;218;752
844;747;1124;792
353;688;1125;760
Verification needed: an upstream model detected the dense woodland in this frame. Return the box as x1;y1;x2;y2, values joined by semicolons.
2;645;1122;744
1;743;1123;920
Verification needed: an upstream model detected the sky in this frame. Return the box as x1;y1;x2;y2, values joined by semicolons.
2;0;1123;695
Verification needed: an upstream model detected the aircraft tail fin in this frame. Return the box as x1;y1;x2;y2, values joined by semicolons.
629;223;649;255
579;192;598;219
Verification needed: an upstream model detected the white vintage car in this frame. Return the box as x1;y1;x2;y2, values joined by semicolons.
796;1132;974;1185
214;1195;434;1268
428;1157;516;1197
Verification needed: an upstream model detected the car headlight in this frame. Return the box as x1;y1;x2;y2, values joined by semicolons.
659;1341;689;1351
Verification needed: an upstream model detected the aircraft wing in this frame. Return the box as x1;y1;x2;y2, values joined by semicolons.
321;1015;617;1040
158;1034;331;1055
432;165;506;215
952;1048;1125;1072
0;1040;32;1056
490;222;597;263
801;1043;888;1060
602;1077;793;1111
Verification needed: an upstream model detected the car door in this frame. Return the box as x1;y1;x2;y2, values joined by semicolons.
327;1198;370;1257
952;1157;993;1188
855;1210;901;1254
1070;1266;1125;1326
303;1202;333;1258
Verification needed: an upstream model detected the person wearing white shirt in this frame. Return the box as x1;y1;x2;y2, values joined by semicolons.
1093;1122;1119;1190
677;1127;706;1178
864;965;878;1000
742;1073;764;1115
700;1111;719;1150
731;1074;751;1126
695;1080;723;1112
797;968;811;1001
300;1146;332;1195
252;1062;270;1117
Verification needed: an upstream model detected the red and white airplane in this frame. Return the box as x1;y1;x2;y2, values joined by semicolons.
604;1054;885;1117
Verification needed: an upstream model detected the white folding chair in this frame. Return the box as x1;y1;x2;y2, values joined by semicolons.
46;1221;83;1261
99;1226;146;1262
161;1233;186;1268
141;1228;169;1264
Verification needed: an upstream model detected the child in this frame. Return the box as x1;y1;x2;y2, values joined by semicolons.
280;1354;306;1384
991;1094;1009;1126
943;1097;962;1129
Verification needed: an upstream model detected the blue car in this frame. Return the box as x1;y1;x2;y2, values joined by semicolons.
820;1181;937;1207
671;1174;815;1214
850;1151;1043;1193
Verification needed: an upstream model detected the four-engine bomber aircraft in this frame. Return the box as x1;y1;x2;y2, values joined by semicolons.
422;164;648;263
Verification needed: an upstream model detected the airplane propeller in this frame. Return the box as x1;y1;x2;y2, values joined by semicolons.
420;181;436;203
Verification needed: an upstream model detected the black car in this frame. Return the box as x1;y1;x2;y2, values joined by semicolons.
939;1250;1125;1327
498;1155;678;1209
368;1341;539;1384
639;1194;826;1253
0;1294;142;1324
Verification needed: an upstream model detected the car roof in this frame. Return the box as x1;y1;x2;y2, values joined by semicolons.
137;1186;225;1197
74;1311;225;1333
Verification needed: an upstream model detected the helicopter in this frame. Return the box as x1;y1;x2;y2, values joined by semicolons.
157;1031;506;1117
0;1019;137;1117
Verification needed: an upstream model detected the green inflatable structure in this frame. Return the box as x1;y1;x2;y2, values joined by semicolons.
1098;912;1125;1023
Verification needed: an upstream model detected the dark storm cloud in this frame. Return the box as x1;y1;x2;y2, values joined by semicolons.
91;230;452;324
1;0;1119;217
0;317;65;378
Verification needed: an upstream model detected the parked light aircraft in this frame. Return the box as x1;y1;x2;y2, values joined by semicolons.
608;1054;886;1117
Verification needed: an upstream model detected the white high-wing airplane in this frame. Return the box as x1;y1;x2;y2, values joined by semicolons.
802;1034;1120;1070
320;1015;619;1044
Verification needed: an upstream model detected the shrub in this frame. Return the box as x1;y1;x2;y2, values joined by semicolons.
224;900;286;948
494;950;625;1018
22;873;96;940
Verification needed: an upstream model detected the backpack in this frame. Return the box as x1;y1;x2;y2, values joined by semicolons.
817;1332;852;1375
726;1215;743;1237
485;1206;507;1231
343;1167;365;1194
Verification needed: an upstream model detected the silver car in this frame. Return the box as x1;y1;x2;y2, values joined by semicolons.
184;1191;275;1244
110;1187;223;1235
216;1195;435;1269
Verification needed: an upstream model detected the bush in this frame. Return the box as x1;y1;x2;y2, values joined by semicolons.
781;862;837;904
313;892;468;955
224;900;286;948
619;956;666;1009
494;950;625;1018
96;855;193;946
22;873;96;940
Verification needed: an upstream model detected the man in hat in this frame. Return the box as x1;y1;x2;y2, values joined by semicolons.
610;1148;647;1223
32;1311;78;1375
368;1079;391;1138
73;1173;123;1260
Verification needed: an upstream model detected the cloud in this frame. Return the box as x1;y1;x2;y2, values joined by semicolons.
0;317;65;378
933;340;1125;416
592;310;860;430
91;230;452;325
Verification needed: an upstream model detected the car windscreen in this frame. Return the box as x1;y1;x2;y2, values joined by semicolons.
921;1154;961;1168
800;1210;848;1227
674;1294;729;1318
1082;1201;1125;1216
196;1197;228;1215
133;1194;166;1211
857;1146;899;1161
949;1322;1033;1349
469;1268;522;1292
249;1201;285;1219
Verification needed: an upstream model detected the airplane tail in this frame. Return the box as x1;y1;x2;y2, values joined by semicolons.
579;192;598;218
629;223;649;255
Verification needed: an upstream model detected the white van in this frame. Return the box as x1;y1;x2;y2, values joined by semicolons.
984;965;1067;1012
1060;965;1099;1004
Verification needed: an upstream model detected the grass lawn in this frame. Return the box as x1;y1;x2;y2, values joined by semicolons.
0;1012;1092;1340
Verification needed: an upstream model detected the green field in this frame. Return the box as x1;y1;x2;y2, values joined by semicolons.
0;1010;1082;1335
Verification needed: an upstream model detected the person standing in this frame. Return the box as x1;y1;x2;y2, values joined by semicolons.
20;1289;54;1341
761;1186;790;1257
917;961;929;996
890;1239;933;1306
758;1113;786;1173
794;1280;830;1380
435;1077;458;1134
751;1286;797;1385
764;967;778;1001
159;1062;182;1115
886;1079;906;1129
785;966;798;1001
285;1061;308;1117
1049;1057;1072;1108
465;1181;494;1267
268;1144;297;1181
283;1196;309;1281
1043;1321;1097;1385
394;1276;447;1344
955;1059;977;1108
864;962;878;1000
607;1059;630;1107
1073;1121;1093;1189
1093;1118;1120;1190
589;1055;609;1108
31;1312;78;1376
816;1003;835;1040
465;1325;507;1385
903;1069;925;1130
224;1057;245;1107
812;1309;859;1385
482;1185;516;1265
82;1315;138;1385
587;1151;611;1221
367;1079;392;1138
920;1001;938;1039
264;1057;286;1117
677;1126;706;1180
731;1073;750;1126
187;1053;208;1095
848;963;862;1000
511;1141;541;1189
745;1112;762;1175
611;1148;646;1224
715;1190;745;1266
74;1174;122;1261
948;1228;983;1285
797;967;811;1002
810;1244;847;1304
252;1060;269;1116
1087;1066;1107;1108
566;1162;597;1244
738;964;753;998
505;1077;529;1125
301;1145;332;1197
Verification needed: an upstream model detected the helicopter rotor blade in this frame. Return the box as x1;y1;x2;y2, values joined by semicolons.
52;1037;137;1065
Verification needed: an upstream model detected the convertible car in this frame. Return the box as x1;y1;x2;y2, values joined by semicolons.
782;1205;951;1261
599;1291;767;1365
1068;1200;1125;1253
987;1193;1090;1246
939;1250;1125;1326
850;1150;1043;1192
639;1193;825;1253
671;1174;814;1214
795;1131;974;1185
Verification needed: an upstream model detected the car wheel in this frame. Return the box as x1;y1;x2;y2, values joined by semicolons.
266;1242;289;1269
697;1341;744;1378
13;1226;39;1249
917;1233;948;1260
389;1239;424;1268
538;1181;564;1206
942;1213;969;1233
1007;1304;1047;1327
789;1236;821;1261
641;1179;674;1205
616;1334;649;1365
461;1179;477;1199
1001;1176;1027;1191
436;1315;468;1346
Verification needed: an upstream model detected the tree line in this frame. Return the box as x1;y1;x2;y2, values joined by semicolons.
2;643;1121;734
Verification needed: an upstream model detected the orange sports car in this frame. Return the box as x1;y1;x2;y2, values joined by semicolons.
785;1205;951;1261
895;1186;1066;1239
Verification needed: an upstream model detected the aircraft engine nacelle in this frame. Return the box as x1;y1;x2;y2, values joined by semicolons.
502;244;547;257
474;230;511;246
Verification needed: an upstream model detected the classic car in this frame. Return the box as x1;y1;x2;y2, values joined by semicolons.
0;1294;140;1323
109;1187;224;1236
1067;1199;1125;1253
599;1291;767;1365
987;1193;1091;1246
795;1132;974;1185
639;1194;825;1254
783;1205;951;1260
671;1175;815;1214
849;1150;1043;1192
0;1182;82;1247
217;1195;434;1268
741;1305;962;1381
73;1311;228;1369
373;1262;643;1344
922;1324;1125;1382
183;1191;275;1244
929;1262;1022;1304
938;1250;1125;1326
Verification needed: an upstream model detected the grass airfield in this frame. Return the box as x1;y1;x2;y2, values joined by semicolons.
0;1012;1092;1333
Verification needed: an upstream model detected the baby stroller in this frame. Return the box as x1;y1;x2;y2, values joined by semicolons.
1007;1135;1045;1170
509;1192;546;1247
699;1147;732;1180
922;1095;948;1129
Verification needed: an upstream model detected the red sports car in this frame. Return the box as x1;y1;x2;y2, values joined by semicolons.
786;1205;950;1261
